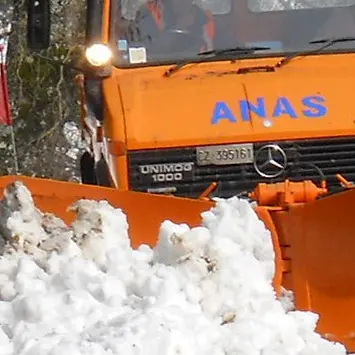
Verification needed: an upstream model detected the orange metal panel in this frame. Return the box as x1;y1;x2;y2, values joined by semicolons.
0;175;213;249
271;189;355;350
102;54;355;151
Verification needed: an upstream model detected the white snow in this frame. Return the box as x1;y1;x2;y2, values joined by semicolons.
0;181;347;355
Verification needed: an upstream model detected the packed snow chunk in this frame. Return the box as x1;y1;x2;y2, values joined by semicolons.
70;199;130;269
0;181;348;355
0;181;47;255
202;197;275;281
280;287;295;312
155;222;211;265
0;182;79;261
0;327;13;355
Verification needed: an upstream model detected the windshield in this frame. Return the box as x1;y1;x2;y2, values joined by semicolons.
113;0;355;66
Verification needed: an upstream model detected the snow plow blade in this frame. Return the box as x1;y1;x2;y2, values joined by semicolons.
259;187;355;351
0;175;213;249
2;176;355;351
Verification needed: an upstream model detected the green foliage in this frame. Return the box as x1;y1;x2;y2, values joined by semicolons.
0;0;86;181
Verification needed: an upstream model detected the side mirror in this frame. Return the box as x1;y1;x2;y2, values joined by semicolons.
27;0;50;51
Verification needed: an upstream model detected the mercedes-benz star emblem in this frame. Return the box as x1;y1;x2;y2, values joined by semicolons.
253;144;287;178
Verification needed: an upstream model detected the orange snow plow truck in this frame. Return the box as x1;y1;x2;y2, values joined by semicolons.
3;0;355;350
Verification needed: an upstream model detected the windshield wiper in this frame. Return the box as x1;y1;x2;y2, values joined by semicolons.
198;45;271;56
275;36;355;68
164;45;271;77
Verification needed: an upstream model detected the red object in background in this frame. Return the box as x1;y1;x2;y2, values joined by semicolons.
0;44;12;126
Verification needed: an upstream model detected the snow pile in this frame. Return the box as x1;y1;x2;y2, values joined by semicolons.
0;181;347;355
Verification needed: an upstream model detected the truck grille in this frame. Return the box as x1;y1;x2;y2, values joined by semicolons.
127;137;355;198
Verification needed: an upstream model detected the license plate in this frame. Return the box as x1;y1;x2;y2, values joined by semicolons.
196;143;254;166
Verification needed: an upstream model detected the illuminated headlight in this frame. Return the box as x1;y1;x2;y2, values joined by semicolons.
85;43;112;67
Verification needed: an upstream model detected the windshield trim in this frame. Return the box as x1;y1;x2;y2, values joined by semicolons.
111;47;355;70
248;1;355;13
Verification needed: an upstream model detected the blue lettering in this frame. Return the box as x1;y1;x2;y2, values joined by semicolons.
302;95;327;117
239;97;266;121
211;95;327;124
211;101;237;124
272;97;298;118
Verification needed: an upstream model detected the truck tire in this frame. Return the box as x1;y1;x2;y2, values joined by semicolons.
95;155;111;187
80;151;97;185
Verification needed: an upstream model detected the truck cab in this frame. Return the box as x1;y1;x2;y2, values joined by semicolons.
24;2;355;350
29;0;355;198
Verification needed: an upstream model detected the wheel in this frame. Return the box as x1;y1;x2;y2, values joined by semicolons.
80;151;97;185
80;152;112;187
95;155;111;187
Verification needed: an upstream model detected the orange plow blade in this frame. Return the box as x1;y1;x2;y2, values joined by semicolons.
265;188;355;351
3;175;355;350
0;175;214;249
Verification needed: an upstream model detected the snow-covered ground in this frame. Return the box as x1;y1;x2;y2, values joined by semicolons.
0;181;347;355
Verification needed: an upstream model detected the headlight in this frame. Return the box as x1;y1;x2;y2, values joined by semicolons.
85;43;112;67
